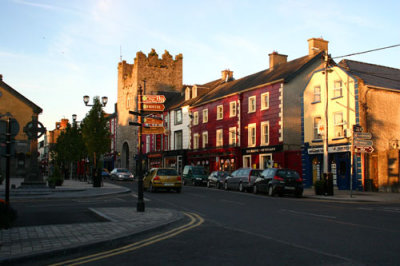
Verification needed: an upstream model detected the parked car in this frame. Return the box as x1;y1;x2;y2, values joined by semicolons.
224;168;263;192
110;168;134;181
182;165;208;186
207;171;229;189
254;168;303;197
143;168;182;193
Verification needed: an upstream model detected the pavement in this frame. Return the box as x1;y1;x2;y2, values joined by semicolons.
0;178;399;264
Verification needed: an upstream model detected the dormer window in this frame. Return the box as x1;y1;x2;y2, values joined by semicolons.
185;87;191;101
192;87;197;98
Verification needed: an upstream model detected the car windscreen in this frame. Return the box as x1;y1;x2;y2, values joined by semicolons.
157;169;178;176
218;172;229;177
117;169;129;173
251;170;262;177
276;170;300;179
192;167;206;175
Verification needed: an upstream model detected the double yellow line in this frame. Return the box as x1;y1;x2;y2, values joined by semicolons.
50;212;204;266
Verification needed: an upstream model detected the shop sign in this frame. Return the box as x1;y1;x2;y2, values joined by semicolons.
308;145;351;154
242;145;283;155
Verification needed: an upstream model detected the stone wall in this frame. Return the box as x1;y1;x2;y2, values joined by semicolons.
116;49;183;172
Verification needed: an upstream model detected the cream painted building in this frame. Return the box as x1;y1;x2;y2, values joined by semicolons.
302;65;360;190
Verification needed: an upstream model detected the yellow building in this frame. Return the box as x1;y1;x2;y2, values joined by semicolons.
302;65;360;190
0;75;43;178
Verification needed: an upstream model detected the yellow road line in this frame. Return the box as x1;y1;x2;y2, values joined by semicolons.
49;212;204;266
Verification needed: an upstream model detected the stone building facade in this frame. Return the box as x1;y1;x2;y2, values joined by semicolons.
116;49;183;172
0;74;43;179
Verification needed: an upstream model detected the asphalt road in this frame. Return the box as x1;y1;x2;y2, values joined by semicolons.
12;181;400;265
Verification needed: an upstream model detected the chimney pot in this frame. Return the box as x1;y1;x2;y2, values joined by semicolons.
269;52;288;70
308;37;329;56
221;69;234;82
0;74;2;81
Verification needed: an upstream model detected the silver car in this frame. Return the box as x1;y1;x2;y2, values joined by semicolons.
110;168;134;181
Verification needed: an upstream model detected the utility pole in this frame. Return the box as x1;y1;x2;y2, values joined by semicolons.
137;85;145;212
323;51;334;195
323;51;329;175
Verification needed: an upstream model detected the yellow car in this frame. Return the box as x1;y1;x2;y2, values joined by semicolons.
144;168;182;193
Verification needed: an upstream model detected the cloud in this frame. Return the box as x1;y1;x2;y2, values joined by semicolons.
13;0;58;10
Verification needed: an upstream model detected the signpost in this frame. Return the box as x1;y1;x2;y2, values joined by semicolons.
354;146;374;153
142;126;165;135
141;95;166;104
142;103;165;112
143;117;163;125
129;93;167;212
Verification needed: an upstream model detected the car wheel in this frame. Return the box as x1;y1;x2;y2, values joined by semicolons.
253;185;258;194
224;182;228;190
176;187;181;193
192;179;196;186
295;191;303;198
268;185;274;196
239;182;244;192
207;181;211;188
217;182;221;189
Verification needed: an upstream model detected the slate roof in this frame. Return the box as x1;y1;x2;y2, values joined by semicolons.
339;59;400;91
0;77;43;114
167;80;223;110
192;52;324;106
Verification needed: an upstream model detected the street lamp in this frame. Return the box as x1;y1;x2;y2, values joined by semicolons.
82;95;108;187
72;114;77;124
83;95;108;107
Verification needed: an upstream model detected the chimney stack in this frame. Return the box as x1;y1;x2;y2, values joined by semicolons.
0;74;3;81
308;37;329;56
221;69;233;82
269;51;288;70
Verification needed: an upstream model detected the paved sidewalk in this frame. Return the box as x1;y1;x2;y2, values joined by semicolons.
303;188;400;203
0;178;130;199
0;207;183;264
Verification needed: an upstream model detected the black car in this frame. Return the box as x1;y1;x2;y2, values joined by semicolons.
207;171;229;189
224;168;263;192
254;168;303;197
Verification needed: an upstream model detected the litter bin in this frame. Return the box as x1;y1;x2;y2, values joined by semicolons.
324;172;334;196
364;179;373;191
93;169;102;187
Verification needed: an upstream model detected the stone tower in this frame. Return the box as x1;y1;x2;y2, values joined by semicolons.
116;49;183;171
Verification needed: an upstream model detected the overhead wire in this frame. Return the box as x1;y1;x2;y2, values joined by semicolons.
332;44;400;59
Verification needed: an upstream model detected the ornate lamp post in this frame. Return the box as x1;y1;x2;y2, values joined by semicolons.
83;95;108;107
82;95;108;187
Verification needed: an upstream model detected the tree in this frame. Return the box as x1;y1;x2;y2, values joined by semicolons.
81;97;111;173
51;122;86;179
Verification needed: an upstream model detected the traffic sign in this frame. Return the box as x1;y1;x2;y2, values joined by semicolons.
354;132;372;139
142;103;165;112
142;126;165;135
354;146;374;153
144;117;163;125
141;95;166;104
354;139;373;147
353;124;363;132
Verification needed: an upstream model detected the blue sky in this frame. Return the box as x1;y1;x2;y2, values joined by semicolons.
1;0;399;131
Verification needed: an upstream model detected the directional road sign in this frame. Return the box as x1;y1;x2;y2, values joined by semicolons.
141;95;166;104
354;132;372;139
144;117;163;125
354;146;374;153
142;103;165;112
354;139;373;147
142;126;165;135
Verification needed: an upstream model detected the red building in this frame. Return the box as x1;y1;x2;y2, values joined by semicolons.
188;38;329;174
